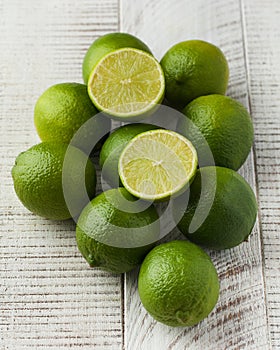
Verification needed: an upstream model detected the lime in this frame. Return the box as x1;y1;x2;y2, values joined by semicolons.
12;142;96;220
138;240;219;327
178;94;254;170
118;129;197;201
76;188;160;273
82;32;152;84
87;48;165;120
34;83;111;148
160;40;229;109
174;166;258;249
100;123;158;187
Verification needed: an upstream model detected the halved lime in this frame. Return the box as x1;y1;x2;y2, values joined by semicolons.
118;129;198;201
87;48;165;120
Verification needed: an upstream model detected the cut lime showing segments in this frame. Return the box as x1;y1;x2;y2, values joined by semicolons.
119;129;198;201
87;48;165;120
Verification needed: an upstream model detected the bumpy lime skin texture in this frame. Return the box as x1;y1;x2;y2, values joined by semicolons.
12;142;96;220
34;83;111;148
76;188;160;274
83;32;152;84
175;166;258;250
100;123;158;187
178;94;254;170
160;40;229;109
138;240;219;327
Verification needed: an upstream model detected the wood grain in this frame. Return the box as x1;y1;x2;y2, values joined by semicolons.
120;0;272;349
241;0;280;347
1;0;279;349
0;1;122;349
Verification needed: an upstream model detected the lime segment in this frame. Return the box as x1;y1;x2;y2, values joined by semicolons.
88;48;165;119
119;129;198;201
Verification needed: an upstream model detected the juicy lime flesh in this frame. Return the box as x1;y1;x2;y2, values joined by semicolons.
88;48;165;117
119;130;197;200
82;32;152;84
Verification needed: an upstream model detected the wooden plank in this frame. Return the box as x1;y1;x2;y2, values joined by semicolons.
241;0;280;347
120;0;271;349
0;1;123;349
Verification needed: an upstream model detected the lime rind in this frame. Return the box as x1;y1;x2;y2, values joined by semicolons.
118;130;198;201
87;48;165;119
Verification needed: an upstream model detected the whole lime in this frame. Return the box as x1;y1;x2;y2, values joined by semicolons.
83;32;152;84
100;123;158;186
34;83;111;149
76;188;160;273
174;166;258;249
138;240;219;327
12;142;96;220
178;94;254;170
160;40;229;109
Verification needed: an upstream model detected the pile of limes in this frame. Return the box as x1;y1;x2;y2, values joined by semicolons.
12;32;257;328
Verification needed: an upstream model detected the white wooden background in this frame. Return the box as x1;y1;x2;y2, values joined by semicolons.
0;0;279;349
